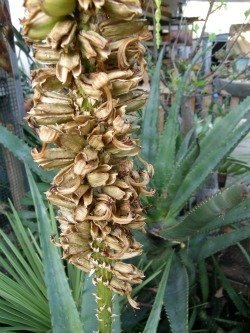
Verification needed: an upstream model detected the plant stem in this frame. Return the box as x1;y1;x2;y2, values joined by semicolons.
96;280;113;333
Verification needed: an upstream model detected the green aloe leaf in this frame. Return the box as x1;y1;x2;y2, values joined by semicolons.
163;97;250;216
163;253;189;333
80;276;98;333
154;88;182;191
176;127;196;163
198;97;250;160
26;166;83;333
194;225;250;261
198;260;209;303
67;262;84;306
199;197;250;235
0;124;54;183
141;47;165;163
164;140;200;206
112;295;122;333
168;116;250;217
188;307;197;332
160;185;248;240
143;251;173;333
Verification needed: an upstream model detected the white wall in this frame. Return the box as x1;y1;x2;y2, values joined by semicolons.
9;0;24;29
184;1;250;35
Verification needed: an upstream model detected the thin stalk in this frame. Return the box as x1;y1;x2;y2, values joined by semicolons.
93;247;113;332
96;279;112;333
190;0;215;59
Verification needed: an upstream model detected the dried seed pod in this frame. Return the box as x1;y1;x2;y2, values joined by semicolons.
32;147;75;169
112;262;144;284
33;44;60;64
37;126;60;143
103;186;125;200
78;30;110;60
56;51;82;84
87;172;110;187
104;0;142;20
47;19;77;50
100;19;147;39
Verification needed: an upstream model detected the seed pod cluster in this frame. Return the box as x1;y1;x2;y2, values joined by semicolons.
22;0;153;307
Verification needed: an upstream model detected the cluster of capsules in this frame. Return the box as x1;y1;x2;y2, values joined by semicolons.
22;0;153;307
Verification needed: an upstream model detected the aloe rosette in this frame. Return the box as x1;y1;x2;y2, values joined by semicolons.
22;0;153;325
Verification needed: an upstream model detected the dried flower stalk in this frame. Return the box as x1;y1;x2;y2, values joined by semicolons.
22;0;152;330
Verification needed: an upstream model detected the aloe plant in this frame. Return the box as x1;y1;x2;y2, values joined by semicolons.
0;124;53;183
26;167;84;333
140;48;250;333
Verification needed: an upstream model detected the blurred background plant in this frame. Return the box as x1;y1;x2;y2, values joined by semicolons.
0;0;250;332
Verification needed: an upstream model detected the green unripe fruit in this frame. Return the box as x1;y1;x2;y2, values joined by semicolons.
27;12;60;40
40;0;76;17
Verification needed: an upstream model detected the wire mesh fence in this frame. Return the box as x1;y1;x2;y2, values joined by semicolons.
0;0;26;225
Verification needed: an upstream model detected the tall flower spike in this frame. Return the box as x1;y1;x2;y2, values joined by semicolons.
22;0;153;330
